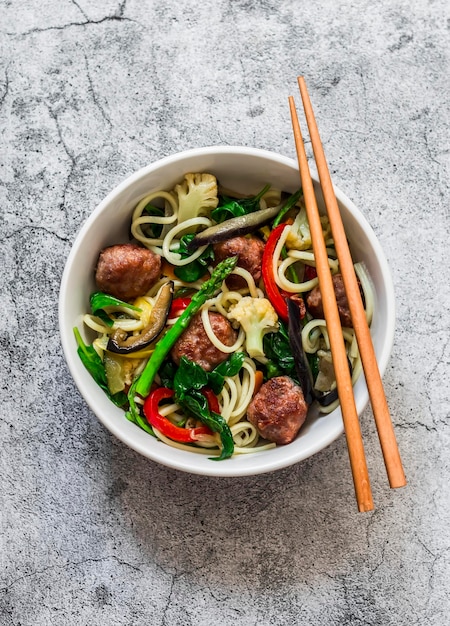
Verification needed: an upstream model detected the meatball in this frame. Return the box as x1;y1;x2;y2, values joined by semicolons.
247;376;307;444
95;243;161;301
170;312;237;371
306;273;353;328
213;236;265;290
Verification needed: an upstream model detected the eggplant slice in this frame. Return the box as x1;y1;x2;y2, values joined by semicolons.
287;298;315;406
187;205;280;250
107;281;174;354
287;298;353;408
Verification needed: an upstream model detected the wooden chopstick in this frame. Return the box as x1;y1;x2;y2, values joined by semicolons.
296;76;406;490
288;97;374;512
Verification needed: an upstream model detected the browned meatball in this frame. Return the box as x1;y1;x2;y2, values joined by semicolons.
247;376;308;444
213;236;265;290
306;273;353;328
170;312;237;371
95;243;161;301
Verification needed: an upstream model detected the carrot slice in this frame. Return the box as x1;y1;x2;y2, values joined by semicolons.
253;370;264;396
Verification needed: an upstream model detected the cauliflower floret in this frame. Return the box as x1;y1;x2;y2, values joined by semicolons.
285;206;311;250
285;206;332;250
228;297;278;358
175;172;219;226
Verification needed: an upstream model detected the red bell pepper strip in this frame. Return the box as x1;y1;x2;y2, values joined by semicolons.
143;387;213;442
262;223;289;323
201;387;220;414
168;297;191;319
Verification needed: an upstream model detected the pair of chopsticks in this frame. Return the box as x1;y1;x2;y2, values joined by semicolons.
289;77;406;512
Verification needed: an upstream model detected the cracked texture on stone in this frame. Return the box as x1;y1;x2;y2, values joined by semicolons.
1;0;449;624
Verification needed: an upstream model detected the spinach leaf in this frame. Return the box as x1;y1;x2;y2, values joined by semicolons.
89;292;142;327
207;351;245;394
177;391;234;461
170;354;245;460
307;352;320;381
174;233;196;257
142;202;164;238
272;188;303;227
158;360;178;389
73;328;127;407
211;198;248;223
173;234;215;283
212;184;271;224
262;322;299;384
174;263;206;283
173;353;245;397
265;360;283;379
174;356;209;396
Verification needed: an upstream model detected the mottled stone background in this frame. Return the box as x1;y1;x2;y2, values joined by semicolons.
1;1;449;624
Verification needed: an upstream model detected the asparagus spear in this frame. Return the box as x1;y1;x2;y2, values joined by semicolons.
126;256;238;420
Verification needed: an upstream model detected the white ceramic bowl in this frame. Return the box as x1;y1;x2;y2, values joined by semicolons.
59;146;395;477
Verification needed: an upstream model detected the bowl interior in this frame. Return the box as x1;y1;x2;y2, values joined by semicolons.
59;146;395;477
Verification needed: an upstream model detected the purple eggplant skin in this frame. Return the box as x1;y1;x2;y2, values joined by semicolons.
287;298;352;408
107;281;174;354
187;205;280;250
287;298;315;406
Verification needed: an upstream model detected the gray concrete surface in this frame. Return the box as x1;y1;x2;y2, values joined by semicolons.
1;1;449;624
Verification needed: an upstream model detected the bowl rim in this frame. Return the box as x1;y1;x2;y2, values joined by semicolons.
59;145;395;477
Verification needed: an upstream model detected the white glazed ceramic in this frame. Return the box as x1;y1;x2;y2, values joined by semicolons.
59;146;395;477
